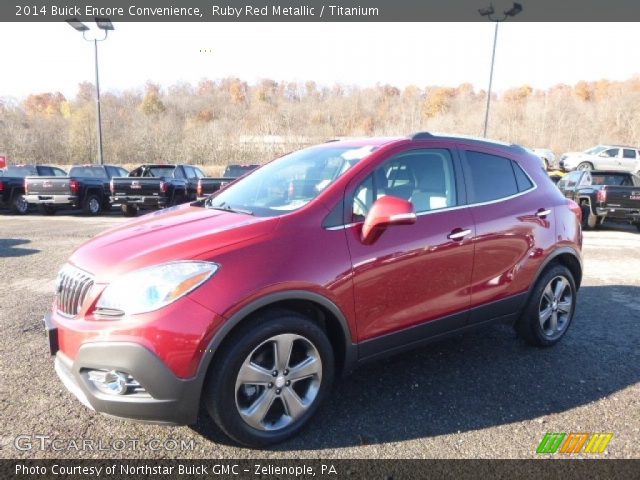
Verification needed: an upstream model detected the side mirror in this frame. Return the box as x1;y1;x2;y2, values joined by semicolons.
361;195;417;244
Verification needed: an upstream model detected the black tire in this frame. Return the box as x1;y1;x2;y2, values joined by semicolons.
121;204;138;217
577;162;594;171
204;310;334;447
515;264;577;347
82;194;102;215
9;193;29;215
635;223;640;233
38;205;56;215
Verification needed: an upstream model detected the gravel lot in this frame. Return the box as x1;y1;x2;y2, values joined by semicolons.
1;211;638;459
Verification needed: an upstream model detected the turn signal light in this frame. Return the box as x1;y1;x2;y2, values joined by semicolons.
596;188;607;203
197;180;202;197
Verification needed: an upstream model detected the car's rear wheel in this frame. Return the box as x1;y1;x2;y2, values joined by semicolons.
10;193;29;215
38;205;56;215
204;310;334;447
577;162;594;171
83;194;102;215
516;264;576;347
121;204;138;217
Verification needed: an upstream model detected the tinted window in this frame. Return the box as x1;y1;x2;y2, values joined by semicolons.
148;166;177;177
602;148;619;158
462;151;518;203
591;173;634;186
39;167;54;176
623;149;637;159
53;168;67;177
6;166;36;177
352;148;457;219
69;166;107;178
512;161;533;192
117;168;129;177
183;166;198;179
193;167;205;178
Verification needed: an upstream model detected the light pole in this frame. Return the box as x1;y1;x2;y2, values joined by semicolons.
67;18;114;165
478;3;522;138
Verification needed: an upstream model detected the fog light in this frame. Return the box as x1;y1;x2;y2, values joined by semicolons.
88;370;135;395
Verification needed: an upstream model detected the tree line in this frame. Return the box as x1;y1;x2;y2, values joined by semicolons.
2;76;640;167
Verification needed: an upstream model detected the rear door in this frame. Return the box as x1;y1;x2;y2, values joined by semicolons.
597;148;621;170
620;149;639;172
345;145;475;350
459;148;556;323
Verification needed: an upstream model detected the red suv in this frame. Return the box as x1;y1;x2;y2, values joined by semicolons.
45;133;583;446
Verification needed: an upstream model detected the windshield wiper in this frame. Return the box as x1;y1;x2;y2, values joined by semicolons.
207;202;254;216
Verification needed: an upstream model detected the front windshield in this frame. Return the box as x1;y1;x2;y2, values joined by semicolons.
584;145;606;155
206;144;377;217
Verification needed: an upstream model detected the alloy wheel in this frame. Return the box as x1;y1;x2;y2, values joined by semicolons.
539;275;573;339
234;333;322;431
89;197;100;214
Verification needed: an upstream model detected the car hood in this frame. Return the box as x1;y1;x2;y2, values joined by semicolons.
69;204;278;282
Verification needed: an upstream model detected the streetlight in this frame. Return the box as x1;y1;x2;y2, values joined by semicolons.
66;17;114;165
478;3;522;138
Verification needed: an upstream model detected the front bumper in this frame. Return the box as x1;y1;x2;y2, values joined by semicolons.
51;338;202;425
25;194;77;205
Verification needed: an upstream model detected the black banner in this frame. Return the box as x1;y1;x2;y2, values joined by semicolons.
4;0;640;22
1;459;638;480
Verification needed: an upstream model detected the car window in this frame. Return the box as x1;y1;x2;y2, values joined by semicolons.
591;173;634;186
39;167;54;176
193;167;205;178
602;148;619;158
462;151;519;203
147;166;177;177
352;148;457;220
69;166;107;178
117;168;129;177
53;168;67;177
557;171;580;189
623;149;637;159
209;145;376;218
512;161;534;192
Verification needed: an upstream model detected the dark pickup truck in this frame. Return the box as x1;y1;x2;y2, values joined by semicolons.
110;164;205;216
196;164;260;199
0;165;67;214
24;164;129;215
557;170;640;231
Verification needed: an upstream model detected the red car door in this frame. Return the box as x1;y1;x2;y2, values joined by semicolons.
459;147;557;323
343;145;475;354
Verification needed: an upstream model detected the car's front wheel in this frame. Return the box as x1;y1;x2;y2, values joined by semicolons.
204;310;334;447
516;264;577;347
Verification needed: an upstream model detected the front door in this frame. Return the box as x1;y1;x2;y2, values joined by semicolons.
344;146;475;351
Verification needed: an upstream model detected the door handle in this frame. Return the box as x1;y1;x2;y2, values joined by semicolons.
536;208;552;218
448;228;472;241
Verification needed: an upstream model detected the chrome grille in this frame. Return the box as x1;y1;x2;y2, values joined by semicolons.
56;264;94;317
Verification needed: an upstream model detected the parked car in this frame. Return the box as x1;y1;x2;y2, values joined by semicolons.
45;133;583;447
197;164;260;199
556;169;640;231
0;164;67;214
110;164;205;216
531;148;557;170
24;164;129;215
559;145;640;173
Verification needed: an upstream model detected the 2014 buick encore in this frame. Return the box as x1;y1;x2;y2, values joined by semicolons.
45;133;583;446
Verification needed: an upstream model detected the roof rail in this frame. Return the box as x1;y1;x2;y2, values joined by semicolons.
409;132;434;141
409;131;526;153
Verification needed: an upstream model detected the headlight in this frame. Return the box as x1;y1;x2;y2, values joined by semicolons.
96;261;218;316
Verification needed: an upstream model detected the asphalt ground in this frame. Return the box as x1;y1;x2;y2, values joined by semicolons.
0;209;638;459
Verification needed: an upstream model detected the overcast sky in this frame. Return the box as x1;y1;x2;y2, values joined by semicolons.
2;22;639;99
